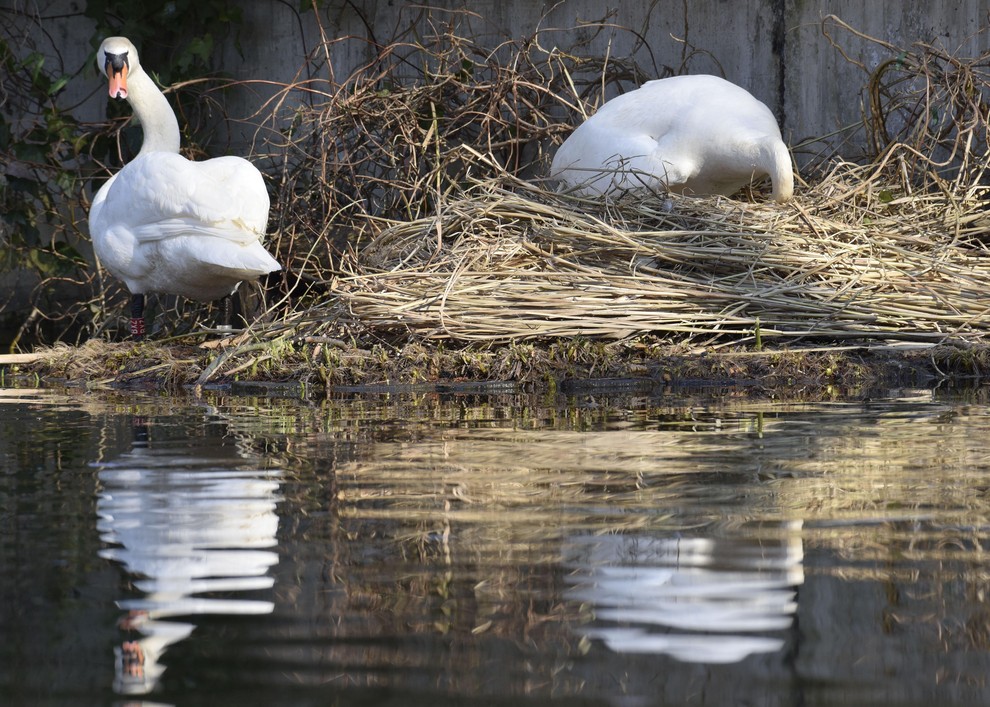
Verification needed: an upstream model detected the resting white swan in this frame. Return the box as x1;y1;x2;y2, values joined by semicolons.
88;36;280;338
550;74;794;203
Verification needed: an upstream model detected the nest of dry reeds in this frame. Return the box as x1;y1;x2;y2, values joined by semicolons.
254;13;990;348
331;168;988;345
256;11;634;279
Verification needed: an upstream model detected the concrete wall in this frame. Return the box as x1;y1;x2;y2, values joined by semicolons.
17;0;990;163
212;0;990;163
11;0;990;162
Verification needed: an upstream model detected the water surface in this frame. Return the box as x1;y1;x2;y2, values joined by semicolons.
3;385;990;705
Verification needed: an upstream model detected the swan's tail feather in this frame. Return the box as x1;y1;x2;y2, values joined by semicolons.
131;220;281;277
186;246;281;280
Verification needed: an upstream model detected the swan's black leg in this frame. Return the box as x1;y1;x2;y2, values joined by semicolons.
220;294;233;330
231;289;244;328
129;293;145;339
218;293;238;332
218;288;244;331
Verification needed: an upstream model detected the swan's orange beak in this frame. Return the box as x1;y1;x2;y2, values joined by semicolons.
107;62;128;99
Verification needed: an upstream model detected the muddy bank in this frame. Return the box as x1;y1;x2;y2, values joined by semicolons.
3;336;986;400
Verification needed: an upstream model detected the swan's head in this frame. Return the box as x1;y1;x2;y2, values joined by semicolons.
97;37;139;100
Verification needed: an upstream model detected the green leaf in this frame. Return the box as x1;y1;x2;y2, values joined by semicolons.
21;52;44;82
48;76;69;96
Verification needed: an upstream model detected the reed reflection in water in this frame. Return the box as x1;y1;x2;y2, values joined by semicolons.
302;410;811;696
95;420;281;695
11;388;990;705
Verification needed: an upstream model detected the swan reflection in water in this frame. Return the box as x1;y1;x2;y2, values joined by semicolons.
96;421;281;695
565;522;803;664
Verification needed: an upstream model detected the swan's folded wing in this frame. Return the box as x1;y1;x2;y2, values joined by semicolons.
115;152;270;242
552;121;678;195
129;219;266;246
189;155;271;235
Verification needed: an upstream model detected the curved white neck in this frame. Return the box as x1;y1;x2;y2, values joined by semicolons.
125;65;181;156
762;139;794;204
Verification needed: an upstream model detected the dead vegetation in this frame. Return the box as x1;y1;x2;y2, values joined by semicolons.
8;11;990;392
260;12;990;351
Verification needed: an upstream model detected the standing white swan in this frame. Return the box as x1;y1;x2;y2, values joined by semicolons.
88;36;281;338
550;74;794;203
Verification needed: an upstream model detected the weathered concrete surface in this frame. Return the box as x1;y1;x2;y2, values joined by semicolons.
11;0;990;161
211;0;990;163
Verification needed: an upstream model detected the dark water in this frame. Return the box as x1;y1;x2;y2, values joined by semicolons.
3;385;990;705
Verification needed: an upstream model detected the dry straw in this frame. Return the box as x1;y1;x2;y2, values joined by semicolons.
257;12;990;348
334;163;987;344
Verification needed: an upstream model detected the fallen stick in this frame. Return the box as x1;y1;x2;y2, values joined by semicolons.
0;353;46;365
